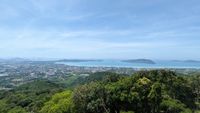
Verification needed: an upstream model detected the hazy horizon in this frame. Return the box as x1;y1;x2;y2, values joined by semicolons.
1;57;200;62
0;0;200;60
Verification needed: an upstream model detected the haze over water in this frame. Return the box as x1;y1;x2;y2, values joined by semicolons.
58;60;200;69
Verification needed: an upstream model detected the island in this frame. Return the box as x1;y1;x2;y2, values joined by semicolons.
172;60;200;63
122;59;156;64
56;59;103;62
184;60;200;63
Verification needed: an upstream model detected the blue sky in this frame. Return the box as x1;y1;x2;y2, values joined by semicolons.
0;0;200;60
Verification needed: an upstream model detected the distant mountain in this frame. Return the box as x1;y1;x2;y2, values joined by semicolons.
9;58;30;61
0;58;30;62
122;59;156;64
172;60;200;63
56;59;103;62
184;60;200;63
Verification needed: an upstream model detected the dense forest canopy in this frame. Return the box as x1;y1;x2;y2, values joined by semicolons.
0;70;199;113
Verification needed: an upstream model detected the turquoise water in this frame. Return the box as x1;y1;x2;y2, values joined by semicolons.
57;60;200;69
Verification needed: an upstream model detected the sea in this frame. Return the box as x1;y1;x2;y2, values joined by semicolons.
56;60;200;69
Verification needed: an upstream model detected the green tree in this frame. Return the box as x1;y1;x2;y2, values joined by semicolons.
8;106;26;113
160;98;192;113
73;82;108;113
148;82;162;113
40;90;73;113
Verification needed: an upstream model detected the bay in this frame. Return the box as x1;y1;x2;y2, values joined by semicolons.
56;60;200;69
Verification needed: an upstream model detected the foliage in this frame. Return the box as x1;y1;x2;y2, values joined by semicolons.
0;80;64;113
72;70;199;113
0;70;199;113
8;106;27;113
40;90;73;113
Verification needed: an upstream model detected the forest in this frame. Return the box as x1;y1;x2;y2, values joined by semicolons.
0;70;199;113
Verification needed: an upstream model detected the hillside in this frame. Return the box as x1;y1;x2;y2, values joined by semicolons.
0;70;199;113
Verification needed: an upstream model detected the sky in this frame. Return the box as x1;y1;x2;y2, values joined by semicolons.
0;0;200;60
